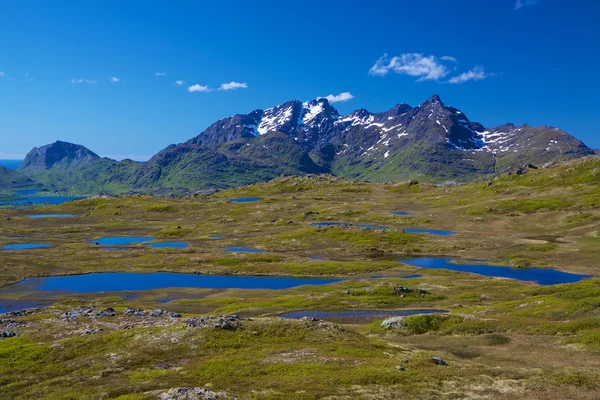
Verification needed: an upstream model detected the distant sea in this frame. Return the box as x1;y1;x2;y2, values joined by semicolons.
0;160;23;170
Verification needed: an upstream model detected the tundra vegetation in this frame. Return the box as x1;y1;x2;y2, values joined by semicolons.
0;157;599;399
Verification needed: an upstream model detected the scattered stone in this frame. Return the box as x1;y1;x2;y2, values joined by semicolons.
151;309;168;317
0;331;17;338
159;387;231;400
124;307;147;317
432;357;448;366
62;307;117;320
396;366;406;372
186;315;242;330
303;211;319;218
393;286;412;295
380;317;405;329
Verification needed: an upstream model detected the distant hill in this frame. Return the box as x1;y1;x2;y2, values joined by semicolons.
0;165;36;192
18;95;595;194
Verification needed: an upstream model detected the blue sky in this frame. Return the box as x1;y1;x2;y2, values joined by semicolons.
0;0;599;160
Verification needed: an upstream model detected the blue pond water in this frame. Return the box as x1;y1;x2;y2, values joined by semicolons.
391;211;412;216
312;222;388;229
224;247;267;253
0;300;51;314
403;228;456;236
1;196;85;206
401;258;589;285
230;197;263;203
309;256;326;261
2;243;52;250
209;235;224;239
280;309;445;320
28;214;76;219
90;237;156;245
8;272;340;293
144;242;189;249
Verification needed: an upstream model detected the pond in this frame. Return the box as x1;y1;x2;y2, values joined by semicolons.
391;211;412;216
209;235;224;239
90;237;156;245
400;257;589;285
312;222;388;229
1;243;52;250
144;242;189;249
28;214;76;219
0;300;51;314
224;247;267;253
0;196;85;206
402;228;456;236
280;309;445;320
5;272;341;293
230;197;263;203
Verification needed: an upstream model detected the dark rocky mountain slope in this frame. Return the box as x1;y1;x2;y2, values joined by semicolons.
19;95;595;194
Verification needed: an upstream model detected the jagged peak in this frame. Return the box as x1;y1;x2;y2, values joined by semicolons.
421;94;444;106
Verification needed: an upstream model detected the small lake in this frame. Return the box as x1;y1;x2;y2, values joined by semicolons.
224;247;267;253
230;197;263;203
312;222;388;229
209;235;223;239
403;228;456;236
401;257;589;285
280;309;445;320
0;300;51;314
391;212;412;216
1;243;52;250
144;242;189;249
28;214;76;219
90;237;156;245
1;196;85;206
6;272;340;293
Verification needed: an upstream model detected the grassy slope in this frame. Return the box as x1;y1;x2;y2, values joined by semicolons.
0;157;599;399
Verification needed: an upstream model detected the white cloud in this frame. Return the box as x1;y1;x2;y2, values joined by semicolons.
219;81;248;91
155;72;167;76
109;76;120;83
448;66;487;84
0;72;4;77
370;53;490;84
515;0;540;10
321;92;354;103
175;80;185;86
369;53;451;81
188;84;212;93
440;56;457;63
71;78;97;84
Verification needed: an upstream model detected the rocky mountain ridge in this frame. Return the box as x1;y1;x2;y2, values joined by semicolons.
10;95;595;194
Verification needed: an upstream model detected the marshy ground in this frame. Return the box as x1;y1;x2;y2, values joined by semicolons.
0;157;599;399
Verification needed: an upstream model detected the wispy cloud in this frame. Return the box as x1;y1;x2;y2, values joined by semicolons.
109;76;120;83
369;53;452;81
448;66;487;84
515;0;540;10
370;53;490;84
71;78;97;84
175;80;185;86
440;56;457;63
219;81;248;91
0;72;4;77
155;72;167;76
188;84;212;93
321;92;354;103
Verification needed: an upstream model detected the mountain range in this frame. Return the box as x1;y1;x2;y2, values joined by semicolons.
6;95;596;194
